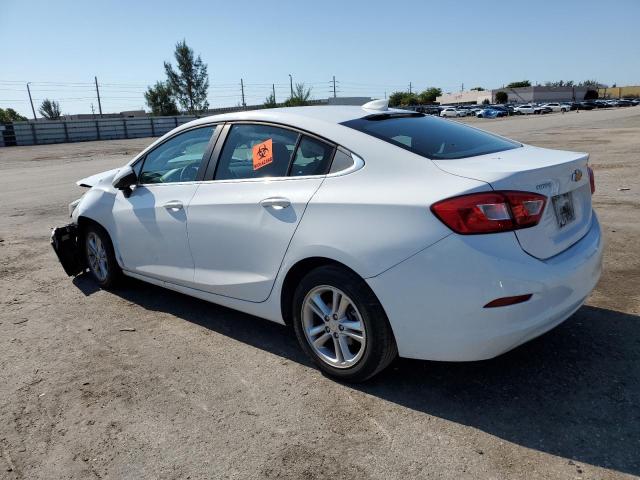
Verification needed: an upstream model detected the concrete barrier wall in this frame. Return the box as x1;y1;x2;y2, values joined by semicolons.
1;115;198;147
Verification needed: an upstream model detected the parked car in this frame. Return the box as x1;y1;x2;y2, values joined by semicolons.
578;101;597;110
440;107;463;117
476;108;506;118
415;105;441;115
617;99;633;107
541;102;570;113
52;101;603;381
513;104;536;115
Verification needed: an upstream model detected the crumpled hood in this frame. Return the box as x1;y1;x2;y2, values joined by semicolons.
76;168;121;188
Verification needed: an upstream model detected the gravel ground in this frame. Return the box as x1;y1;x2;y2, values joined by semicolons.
0;108;639;480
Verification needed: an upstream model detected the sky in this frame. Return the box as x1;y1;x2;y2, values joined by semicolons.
2;0;639;117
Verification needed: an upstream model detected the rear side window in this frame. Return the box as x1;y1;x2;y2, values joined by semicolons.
341;114;520;160
215;124;299;180
289;136;334;177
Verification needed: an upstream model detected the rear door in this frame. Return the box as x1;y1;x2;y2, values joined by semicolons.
187;123;335;302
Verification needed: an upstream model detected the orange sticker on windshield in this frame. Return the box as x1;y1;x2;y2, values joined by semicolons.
252;139;273;170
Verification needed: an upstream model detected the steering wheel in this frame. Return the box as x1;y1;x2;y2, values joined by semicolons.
179;164;200;182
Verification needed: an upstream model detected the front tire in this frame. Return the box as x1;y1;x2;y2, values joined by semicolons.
84;224;120;289
292;265;397;382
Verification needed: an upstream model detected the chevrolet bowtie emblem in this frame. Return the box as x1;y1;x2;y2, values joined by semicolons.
572;169;583;182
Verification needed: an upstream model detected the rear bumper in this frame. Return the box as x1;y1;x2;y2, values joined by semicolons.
51;223;84;276
367;213;603;361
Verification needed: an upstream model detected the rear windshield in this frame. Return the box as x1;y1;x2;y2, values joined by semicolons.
341;113;520;160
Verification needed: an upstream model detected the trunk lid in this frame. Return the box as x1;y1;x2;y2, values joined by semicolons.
433;145;592;259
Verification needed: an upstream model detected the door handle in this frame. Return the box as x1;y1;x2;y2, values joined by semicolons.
163;200;184;211
260;197;291;210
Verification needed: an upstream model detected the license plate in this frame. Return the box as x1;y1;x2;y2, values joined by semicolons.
552;192;575;228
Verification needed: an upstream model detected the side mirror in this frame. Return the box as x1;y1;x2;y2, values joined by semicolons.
112;166;137;197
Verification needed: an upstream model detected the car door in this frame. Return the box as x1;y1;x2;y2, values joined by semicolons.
187;123;335;302
111;125;219;285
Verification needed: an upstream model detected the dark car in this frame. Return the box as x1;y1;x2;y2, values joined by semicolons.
488;105;511;115
578;101;597;110
617;100;633;107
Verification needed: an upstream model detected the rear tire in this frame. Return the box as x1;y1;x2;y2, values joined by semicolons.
292;265;397;382
84;224;121;289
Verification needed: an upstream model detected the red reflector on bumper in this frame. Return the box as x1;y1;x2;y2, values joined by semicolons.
484;294;533;308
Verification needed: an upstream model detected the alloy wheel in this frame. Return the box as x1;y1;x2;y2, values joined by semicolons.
301;285;367;369
86;231;108;282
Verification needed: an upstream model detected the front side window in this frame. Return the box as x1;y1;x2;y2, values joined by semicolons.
214;124;299;180
289;136;335;177
139;126;215;184
341;113;520;160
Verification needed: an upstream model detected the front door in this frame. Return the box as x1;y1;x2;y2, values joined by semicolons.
112;125;217;285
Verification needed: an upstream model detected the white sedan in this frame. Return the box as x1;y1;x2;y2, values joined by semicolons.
513;104;536;114
52;100;603;382
440;107;464;117
542;102;570;112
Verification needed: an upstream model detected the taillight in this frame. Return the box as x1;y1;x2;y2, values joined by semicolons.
431;191;547;234
588;166;595;194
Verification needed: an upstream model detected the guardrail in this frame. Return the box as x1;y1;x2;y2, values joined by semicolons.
0;115;199;147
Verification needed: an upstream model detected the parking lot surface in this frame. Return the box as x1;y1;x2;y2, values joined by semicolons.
1;108;639;479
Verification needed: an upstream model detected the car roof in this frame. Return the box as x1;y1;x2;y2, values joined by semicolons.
134;105;414;160
179;106;388;133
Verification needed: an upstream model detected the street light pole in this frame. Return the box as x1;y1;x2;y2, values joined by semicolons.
288;74;293;98
26;82;37;120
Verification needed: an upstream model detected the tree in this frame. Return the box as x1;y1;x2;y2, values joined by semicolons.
145;81;179;116
263;92;277;108
470;87;485;91
495;91;508;103
388;91;419;107
580;79;605;88
418;87;442;104
39;99;61;120
284;83;312;107
0;108;27;123
164;39;209;114
482;98;490;105
388;91;405;107
506;80;531;88
545;80;574;87
584;89;599;100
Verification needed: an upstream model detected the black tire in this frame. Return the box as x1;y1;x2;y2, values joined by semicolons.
292;265;397;382
83;223;121;289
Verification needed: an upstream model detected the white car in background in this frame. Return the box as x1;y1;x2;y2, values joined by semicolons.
440;107;463;117
542;102;570;112
52;100;603;382
513;104;536;114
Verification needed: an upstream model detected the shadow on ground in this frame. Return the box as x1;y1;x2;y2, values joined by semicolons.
75;274;640;476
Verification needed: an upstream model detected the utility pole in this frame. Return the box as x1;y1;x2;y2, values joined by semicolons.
272;83;276;104
409;82;412;94
461;82;464;92
288;74;293;98
332;75;337;98
94;76;103;118
26;82;37;120
240;78;246;108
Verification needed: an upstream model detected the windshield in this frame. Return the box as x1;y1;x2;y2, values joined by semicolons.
341;114;521;160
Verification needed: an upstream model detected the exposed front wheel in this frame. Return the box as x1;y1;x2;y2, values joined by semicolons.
292;265;397;382
84;224;120;289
